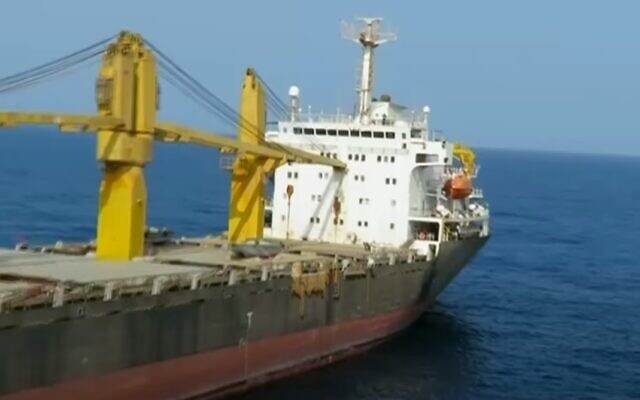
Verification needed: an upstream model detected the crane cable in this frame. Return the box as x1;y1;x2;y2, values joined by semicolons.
144;39;268;145
0;36;115;94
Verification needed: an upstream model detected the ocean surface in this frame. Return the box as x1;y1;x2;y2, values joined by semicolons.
0;128;638;400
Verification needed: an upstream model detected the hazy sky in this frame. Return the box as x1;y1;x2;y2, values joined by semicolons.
0;0;638;155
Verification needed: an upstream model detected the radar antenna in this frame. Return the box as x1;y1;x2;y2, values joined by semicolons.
341;17;397;119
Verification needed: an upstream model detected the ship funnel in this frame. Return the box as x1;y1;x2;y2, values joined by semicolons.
288;86;300;121
341;18;397;120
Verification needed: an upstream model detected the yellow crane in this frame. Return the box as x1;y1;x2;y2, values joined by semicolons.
453;142;476;177
0;31;345;260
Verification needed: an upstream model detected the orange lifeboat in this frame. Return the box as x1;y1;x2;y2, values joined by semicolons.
443;174;473;199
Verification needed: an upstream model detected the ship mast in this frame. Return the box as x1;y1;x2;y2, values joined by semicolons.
341;18;397;120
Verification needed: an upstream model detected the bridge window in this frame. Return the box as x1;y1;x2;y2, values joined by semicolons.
391;156;395;163
392;178;397;185
361;154;366;161
410;129;421;139
390;223;395;230
385;131;395;139
350;129;360;137
416;153;438;163
361;131;372;138
338;130;349;136
328;129;337;136
364;221;369;227
354;154;360;161
402;133;407;139
304;128;314;135
384;156;388;162
293;127;302;135
377;155;382;162
373;131;384;139
316;129;326;135
348;154;353;160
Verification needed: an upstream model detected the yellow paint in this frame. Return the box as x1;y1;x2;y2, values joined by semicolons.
453;142;476;176
228;69;267;243
96;165;147;260
95;31;157;259
0;32;347;258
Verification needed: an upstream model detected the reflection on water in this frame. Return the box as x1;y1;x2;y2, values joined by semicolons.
235;305;482;400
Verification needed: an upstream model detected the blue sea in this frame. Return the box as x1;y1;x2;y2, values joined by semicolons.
0;128;638;400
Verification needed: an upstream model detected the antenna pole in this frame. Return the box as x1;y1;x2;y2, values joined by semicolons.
341;18;397;120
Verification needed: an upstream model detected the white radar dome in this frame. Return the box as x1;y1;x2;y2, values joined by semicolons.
423;105;431;114
288;86;300;97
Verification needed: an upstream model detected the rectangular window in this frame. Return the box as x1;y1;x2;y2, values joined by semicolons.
373;131;384;138
293;127;302;135
348;154;353;160
361;155;366;161
328;129;337;136
338;130;349;136
415;153;439;163
410;129;421;139
385;131;396;139
316;129;326;135
361;131;372;138
350;129;360;137
304;128;314;135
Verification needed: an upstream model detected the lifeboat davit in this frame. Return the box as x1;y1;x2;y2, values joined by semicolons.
443;174;473;199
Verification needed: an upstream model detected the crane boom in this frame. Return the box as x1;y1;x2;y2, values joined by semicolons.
0;111;123;131
0;31;346;260
155;122;345;169
453;142;476;177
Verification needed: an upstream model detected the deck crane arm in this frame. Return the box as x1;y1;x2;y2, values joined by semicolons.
0;112;346;170
0;111;124;132
0;31;344;260
154;122;345;170
453;142;476;177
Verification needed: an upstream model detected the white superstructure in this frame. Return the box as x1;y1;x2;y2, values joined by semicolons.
264;18;489;258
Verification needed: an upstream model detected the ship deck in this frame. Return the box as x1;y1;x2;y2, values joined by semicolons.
0;237;415;312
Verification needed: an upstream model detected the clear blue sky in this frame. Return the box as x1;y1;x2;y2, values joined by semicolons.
0;0;638;155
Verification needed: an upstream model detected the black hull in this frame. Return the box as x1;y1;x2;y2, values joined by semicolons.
0;237;487;398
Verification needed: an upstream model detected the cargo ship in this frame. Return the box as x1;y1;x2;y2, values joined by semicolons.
0;18;489;399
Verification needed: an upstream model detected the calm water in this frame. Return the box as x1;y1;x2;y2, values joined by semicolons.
0;128;638;399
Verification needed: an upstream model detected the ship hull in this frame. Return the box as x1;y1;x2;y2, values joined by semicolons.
0;237;487;400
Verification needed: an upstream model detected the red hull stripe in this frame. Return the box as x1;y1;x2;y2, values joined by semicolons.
4;305;425;400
